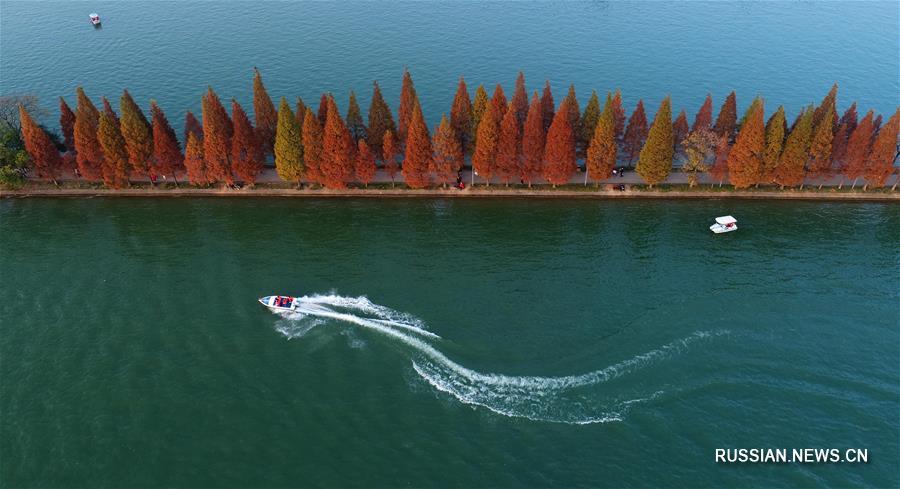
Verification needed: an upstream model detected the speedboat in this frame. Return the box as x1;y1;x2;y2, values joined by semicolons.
710;215;738;234
259;295;299;312
89;13;101;26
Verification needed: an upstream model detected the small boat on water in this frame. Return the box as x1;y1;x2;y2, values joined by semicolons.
710;215;738;234
89;13;101;26
259;295;299;312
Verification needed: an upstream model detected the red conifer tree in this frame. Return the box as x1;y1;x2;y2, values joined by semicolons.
19;105;63;182
521;92;545;186
302;109;324;186
495;104;521;185
382;130;399;186
319;97;354;188
692;94;713;133
355;139;376;187
832;103;858;170
402;102;432;188
73;87;103;180
231;99;264;184
813;83;838;132
709;137;730;186
472;103;499;185
490;84;508;124
150;101;183;183
543;99;576;187
314;93;328;126
611;89;625;141
714;91;737;141
183;132;206;185
397;68;418;143
564;85;580;140
863;108;900;189
252;67;278;156
450;77;473;156
202;88;233;184
59;97;76;153
367;81;395;157
623;100;648;164
844;110;875;188
431;114;462;187
511;72;529;129
726;98;765;188
838;103;859;133
540;81;555;131
101;97;118;125
184;111;202;144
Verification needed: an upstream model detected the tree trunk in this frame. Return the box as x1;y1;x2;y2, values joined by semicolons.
892;176;898;191
851;177;858;189
173;174;179;187
863;183;868;191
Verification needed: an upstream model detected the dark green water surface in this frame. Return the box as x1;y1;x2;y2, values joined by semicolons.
1;198;897;488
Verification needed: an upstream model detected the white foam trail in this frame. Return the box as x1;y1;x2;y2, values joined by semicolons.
271;293;727;424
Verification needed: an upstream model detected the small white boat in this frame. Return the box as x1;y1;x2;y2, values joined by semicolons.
259;295;299;312
710;215;738;234
89;13;101;26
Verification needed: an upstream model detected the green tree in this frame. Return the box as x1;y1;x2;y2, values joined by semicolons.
346;90;366;142
119;89;153;176
471;84;489;150
274;97;304;185
97;112;130;188
585;96;616;185
367;81;395;157
760;106;786;184
681;129;718;187
636;97;674;187
774;107;814;189
579;90;601;154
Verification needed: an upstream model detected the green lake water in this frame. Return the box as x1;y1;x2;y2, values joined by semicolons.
1;198;897;488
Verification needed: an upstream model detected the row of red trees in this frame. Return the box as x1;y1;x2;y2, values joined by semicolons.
17;70;900;190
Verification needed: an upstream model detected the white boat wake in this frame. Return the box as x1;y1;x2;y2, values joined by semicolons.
270;293;727;424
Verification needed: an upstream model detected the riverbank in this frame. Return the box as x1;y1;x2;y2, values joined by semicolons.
3;181;898;201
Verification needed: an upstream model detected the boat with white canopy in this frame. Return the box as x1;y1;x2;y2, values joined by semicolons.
259;295;299;312
710;216;738;233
